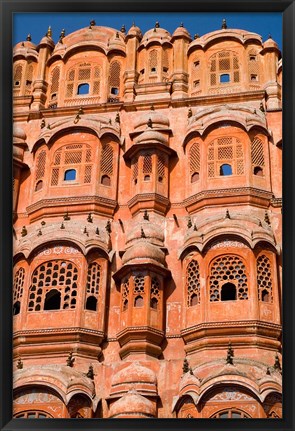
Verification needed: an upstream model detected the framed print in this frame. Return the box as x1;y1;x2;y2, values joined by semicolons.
1;1;294;430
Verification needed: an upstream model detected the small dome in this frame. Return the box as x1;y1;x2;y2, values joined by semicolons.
39;35;55;49
112;363;157;387
141;25;171;46
13;125;27;143
134;130;168;146
127;24;143;39
172;24;192;41
263;36;279;50
126;220;164;245
134;111;170;131
179;371;201;393
55;26;116;53
108;32;126;54
109;390;155;418
122;240;165;266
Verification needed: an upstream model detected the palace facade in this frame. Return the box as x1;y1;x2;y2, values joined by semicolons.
12;19;282;419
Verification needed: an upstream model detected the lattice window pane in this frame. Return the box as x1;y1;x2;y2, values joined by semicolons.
233;56;239;69
35;150;46;180
94;67;101;79
109;61;121;88
93;81;100;95
122;279;130;310
28;260;79;311
68;70;75;81
189;143;200;173
84;165;92;183
218;146;233;160
85;262;100;300
151;277;160;299
209;255;248;301
66;84;74;98
13;267;25;302
163;49;169;69
86;149;92;162
51;168;59;186
26;65;33;82
51;67;60;93
65;151;82;164
157;154;166;178
132;158;138;180
133;274;145;294
257;255;273;302
251;137;265;167
143;154;152;174
54;152;61;165
14;65;23;82
210;74;216;85
66;144;83;150
187;260;200;306
78;68;91;80
100;144;114;175
149;50;158;70
233;71;240;82
237;159;244;175
211;60;216;72
208;163;215;178
219;58;230;70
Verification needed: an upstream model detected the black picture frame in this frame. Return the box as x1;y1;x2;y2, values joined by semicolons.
1;1;294;430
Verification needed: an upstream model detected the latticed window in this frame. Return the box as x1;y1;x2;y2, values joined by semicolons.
14;64;23;86
210;51;240;86
50;144;93;186
157;154;166;182
85;262;100;311
211;409;251;419
248;50;260;82
191;57;201;91
25;64;34;93
150;277;160;309
109;61;121;96
207;137;244;178
49;66;60;102
13;267;25;315
189;143;200;183
132;157;139;184
257;255;273;302
186;260;201;306
143;154;152;181
162;48;169;79
65;63;101;99
209;255;248;302
28;260;78;311
35;150;47;191
133;274;145;307
149;50;158;73
14;411;53;419
100;143;114;185
251;137;265;176
122;279;130;311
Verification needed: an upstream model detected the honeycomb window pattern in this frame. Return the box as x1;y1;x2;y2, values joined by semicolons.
157;154;166;181
209;255;248;301
186;260;201;306
109;61;121;94
13;267;25;303
149;49;158;72
65;63;102;99
210;51;240;87
100;144;114;176
189;143;200;181
150;277;160;309
35;150;47;184
207;137;244;177
85;262;101;308
132;158;139;181
133;274;145;295
14;64;23;86
248;51;260;82
143;154;152;174
50;144;93;186
28;260;78;311
257;255;273;303
122;279;130;311
25;64;34;94
251;137;265;171
50;66;60;96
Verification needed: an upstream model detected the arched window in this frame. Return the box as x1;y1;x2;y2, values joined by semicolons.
211;408;251;418
189;143;200;183
13;267;25;315
134;295;144;307
49;66;60;104
109;61;121;98
220;163;232;176
220;73;230;83
85;262;100;311
150;277;160;309
28;260;78;311
35;149;47;192
14;411;53;419
14;64;23;87
208;137;244;178
100;143;114;184
251;137;265;176
101;175;111;186
35;180;43;191
122;279;129;311
257;255;273;303
64;169;76;181
77;83;89;95
133;274;145;306
186;260;201;306
210;51;240;87
209;255;248;302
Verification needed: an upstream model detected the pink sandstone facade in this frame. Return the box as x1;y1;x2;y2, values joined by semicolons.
12;20;282;419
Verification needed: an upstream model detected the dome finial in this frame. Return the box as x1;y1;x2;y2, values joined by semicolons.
121;24;126;33
222;18;227;29
26;34;31;41
46;26;52;37
90;19;96;27
155;21;160;28
180;22;184;27
194;33;199;39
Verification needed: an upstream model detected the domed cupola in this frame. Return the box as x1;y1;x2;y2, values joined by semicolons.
126;23;143;40
171;23;192;42
109;389;156;418
108;31;126;55
110;362;157;397
140;22;172;48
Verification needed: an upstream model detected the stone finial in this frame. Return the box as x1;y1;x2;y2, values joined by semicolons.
90;20;96;27
63;212;70;221
193;224;198;232
37;229;42;236
40;118;46;129
150;104;155;111
274;353;281;372
26;34;32;41
187;217;192;229
268;33;272;39
116;31;120;39
59;29;65;42
180;22;184;27
189;367;194;375
225;209;230;219
260;102;265;112
17;358;23;369
106;220;111;234
194;33;199;39
121;24;126;33
66;352;75;367
86;365;94;379
222;19;227;29
60;222;65;229
143;210;149;221
155;21;160;28
266;366;271;375
182;358;189;374
46;26;52;37
141;228;146;238
132;21;136;27
188;108;192;118
95;227;100;235
87;213;93;223
41;221;46;226
226;342;234;365
115;113;120;123
83;226;88;234
21;226;27;237
147;118;153;128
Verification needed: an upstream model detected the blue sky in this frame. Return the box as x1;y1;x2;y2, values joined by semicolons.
13;12;282;50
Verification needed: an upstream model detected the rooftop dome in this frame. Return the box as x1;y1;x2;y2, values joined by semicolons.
133;110;170;131
109;390;155;418
171;24;192;41
112;363;157;387
134;130;168;146
127;24;143;39
140;23;171;47
122;240;166;266
108;31;126;54
126;219;164;246
263;35;279;50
